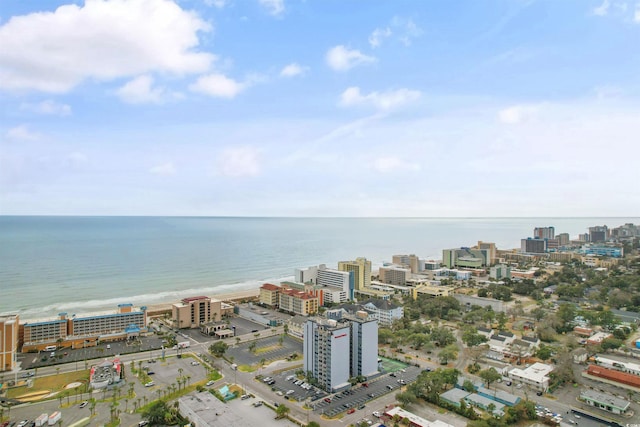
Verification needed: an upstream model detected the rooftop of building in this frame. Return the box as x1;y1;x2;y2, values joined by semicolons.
580;389;630;409
181;296;213;303
384;406;455;427
260;283;280;291
361;298;401;311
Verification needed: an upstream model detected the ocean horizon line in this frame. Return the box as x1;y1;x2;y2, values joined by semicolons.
2;215;637;219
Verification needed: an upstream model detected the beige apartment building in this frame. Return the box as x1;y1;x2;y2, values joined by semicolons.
259;283;281;307
172;296;223;329
278;288;319;316
1;314;19;372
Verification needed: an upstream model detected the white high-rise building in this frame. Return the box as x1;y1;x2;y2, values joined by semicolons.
303;316;378;391
295;264;354;303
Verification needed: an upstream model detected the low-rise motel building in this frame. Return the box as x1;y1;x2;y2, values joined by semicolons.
259;282;319;316
20;304;148;352
579;389;631;415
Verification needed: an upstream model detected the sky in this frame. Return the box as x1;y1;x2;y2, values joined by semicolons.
1;0;639;217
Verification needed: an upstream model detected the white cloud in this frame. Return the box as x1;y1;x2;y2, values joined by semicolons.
189;73;246;98
259;0;285;16
497;104;539;124
326;45;376;71
116;75;166;104
372;156;420;173
369;27;392;48
5;125;40;141
150;162;176;175
20;100;72;116
635;4;640;21
217;146;261;177
204;0;227;7
391;17;423;46
0;0;213;93
339;87;421;111
280;63;307;77
593;0;610;15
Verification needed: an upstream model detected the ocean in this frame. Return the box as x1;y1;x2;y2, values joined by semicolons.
1;216;637;319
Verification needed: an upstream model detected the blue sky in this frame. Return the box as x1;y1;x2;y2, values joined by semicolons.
1;0;639;216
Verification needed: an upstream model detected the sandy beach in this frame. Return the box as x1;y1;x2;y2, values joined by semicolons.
145;288;260;315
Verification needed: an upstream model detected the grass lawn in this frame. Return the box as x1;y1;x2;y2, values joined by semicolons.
8;370;89;399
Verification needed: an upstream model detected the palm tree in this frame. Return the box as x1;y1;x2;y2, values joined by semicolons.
125;398;129;412
89;399;97;416
236;337;241;346
128;382;135;398
178;367;184;379
186;375;191;386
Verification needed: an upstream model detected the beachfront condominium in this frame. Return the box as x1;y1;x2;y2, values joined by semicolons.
338;257;371;291
533;227;555;240
21;305;147;352
172;296;222;329
295;264;354;303
303;315;378;391
520;238;547;254
0;314;19;372
391;254;422;273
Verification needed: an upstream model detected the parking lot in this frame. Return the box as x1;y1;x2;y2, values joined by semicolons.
262;363;421;419
227;335;302;366
18;336;165;370
312;365;421;418
137;354;210;391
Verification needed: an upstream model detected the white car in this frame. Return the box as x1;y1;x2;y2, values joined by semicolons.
373;411;381;418
191;361;200;366
144;381;155;387
286;390;295;395
206;380;215;387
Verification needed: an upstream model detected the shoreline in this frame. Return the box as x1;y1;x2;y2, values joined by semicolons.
145;288;260;315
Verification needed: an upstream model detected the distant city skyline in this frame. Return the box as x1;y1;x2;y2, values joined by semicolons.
1;0;639;216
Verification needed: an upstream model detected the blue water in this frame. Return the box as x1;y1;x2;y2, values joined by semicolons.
1;216;637;319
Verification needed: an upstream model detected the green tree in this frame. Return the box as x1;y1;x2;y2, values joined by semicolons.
209;341;228;357
478;368;502;389
535;344;553;361
496;312;508;330
275;404;290;419
396;390;417;407
462;328;488;347
438;344;458;365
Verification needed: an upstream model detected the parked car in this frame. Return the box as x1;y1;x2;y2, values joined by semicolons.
373;411;381;418
138;421;149;427
324;397;332;403
241;394;251;400
253;401;263;407
206;380;215;386
347;408;356;414
79;401;89;408
144;381;155;387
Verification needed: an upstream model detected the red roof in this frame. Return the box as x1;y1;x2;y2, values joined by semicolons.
586;365;640;389
181;296;209;303
260;283;280;291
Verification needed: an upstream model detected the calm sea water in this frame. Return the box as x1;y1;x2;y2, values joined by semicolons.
1;216;637;319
